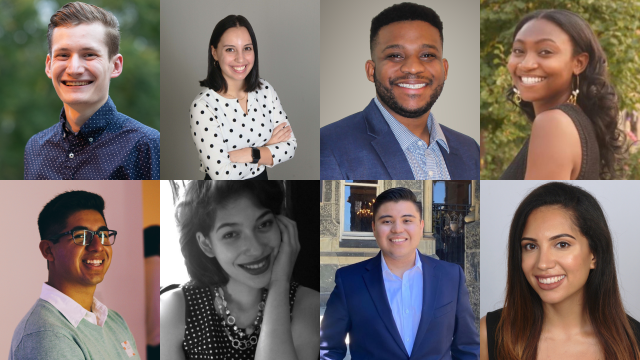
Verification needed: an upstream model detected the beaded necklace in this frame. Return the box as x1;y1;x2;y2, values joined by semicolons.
213;287;268;350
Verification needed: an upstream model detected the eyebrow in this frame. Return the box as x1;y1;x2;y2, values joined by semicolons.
381;44;440;52
222;43;253;48
376;214;417;220
521;233;577;242
215;210;272;233
513;38;558;45
67;225;110;232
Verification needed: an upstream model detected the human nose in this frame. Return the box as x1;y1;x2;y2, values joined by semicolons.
400;55;426;74
243;231;263;255
66;54;85;76
390;221;403;233
536;246;556;270
517;52;538;72
85;232;106;251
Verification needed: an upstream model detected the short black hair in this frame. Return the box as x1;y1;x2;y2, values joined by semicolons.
199;15;262;93
370;2;444;54
176;181;284;288
38;190;106;242
372;187;422;220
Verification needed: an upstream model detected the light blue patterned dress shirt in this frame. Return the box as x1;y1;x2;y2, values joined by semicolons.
380;249;424;356
374;97;451;180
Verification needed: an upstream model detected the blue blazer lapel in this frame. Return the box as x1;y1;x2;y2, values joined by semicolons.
363;101;415;180
410;253;439;358
438;142;466;180
362;252;409;358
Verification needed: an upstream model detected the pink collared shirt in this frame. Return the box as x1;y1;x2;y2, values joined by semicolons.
39;283;109;328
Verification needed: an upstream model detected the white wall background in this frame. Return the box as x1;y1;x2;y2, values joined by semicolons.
320;0;480;143
0;181;146;359
481;180;640;321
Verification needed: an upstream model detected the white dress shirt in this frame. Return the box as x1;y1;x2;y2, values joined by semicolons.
39;283;109;328
190;79;297;179
380;249;424;356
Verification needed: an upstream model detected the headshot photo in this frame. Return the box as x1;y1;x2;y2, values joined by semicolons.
1;181;158;359
481;181;640;360
320;181;480;359
160;0;319;180
480;1;640;179
160;180;320;359
0;1;160;180
320;0;480;180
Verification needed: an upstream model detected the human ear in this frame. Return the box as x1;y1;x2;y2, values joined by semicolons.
590;253;596;269
196;232;215;258
45;54;52;79
573;52;589;76
39;240;55;262
110;54;123;79
365;60;376;83
211;46;218;62
442;58;449;81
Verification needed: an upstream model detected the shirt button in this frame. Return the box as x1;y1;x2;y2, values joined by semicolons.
69;153;74;159
405;309;409;314
406;337;410;342
429;170;433;176
89;137;93;142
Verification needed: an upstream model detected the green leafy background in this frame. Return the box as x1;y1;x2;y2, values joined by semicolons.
481;0;640;179
0;0;159;179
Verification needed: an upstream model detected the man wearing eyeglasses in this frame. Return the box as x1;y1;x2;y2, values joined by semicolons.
9;190;140;359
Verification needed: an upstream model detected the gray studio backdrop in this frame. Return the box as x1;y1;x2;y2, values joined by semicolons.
480;180;640;321
160;0;319;180
320;0;480;143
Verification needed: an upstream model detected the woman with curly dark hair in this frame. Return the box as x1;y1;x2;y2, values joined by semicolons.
500;9;626;180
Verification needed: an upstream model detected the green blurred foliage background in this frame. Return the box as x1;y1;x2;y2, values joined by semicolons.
481;0;640;179
0;0;159;179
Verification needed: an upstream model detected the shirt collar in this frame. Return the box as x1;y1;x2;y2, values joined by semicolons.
374;97;449;154
39;283;109;328
59;97;116;140
381;249;423;279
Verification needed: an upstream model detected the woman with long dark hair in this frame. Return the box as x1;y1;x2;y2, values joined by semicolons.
190;15;296;180
500;10;625;180
160;181;318;360
480;182;640;360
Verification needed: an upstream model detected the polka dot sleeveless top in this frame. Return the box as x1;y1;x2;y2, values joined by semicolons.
181;282;299;359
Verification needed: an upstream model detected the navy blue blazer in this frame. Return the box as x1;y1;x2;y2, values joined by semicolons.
320;100;480;180
320;251;479;360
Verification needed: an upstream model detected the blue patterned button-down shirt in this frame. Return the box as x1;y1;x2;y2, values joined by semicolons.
24;97;160;180
374;97;451;180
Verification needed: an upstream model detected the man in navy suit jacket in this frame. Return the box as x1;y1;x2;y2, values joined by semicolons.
320;3;479;180
320;187;479;360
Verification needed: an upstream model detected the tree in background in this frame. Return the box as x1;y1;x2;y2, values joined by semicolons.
0;0;159;179
481;0;640;179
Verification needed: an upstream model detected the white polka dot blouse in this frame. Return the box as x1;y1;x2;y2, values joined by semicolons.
190;79;297;179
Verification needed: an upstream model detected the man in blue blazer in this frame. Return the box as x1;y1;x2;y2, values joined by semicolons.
320;187;479;360
320;3;479;180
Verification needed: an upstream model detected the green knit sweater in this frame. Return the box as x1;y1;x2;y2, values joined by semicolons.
10;299;140;360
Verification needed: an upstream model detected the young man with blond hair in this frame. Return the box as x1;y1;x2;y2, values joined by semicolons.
24;2;160;180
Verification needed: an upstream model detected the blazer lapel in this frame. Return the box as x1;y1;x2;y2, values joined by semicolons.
362;252;409;358
438;141;466;180
410;253;439;357
363;101;415;180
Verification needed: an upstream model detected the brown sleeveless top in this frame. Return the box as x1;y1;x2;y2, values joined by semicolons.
500;104;600;180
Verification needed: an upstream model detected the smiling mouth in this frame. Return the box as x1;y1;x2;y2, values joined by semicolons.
520;76;546;85
537;275;565;284
238;254;271;275
232;65;247;72
397;83;426;89
63;81;93;86
389;237;408;243
83;259;104;267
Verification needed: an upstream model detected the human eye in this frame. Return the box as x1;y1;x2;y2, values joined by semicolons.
245;46;253;51
421;53;436;59
522;242;537;251
56;53;69;59
258;219;273;230
556;241;570;249
222;231;238;239
539;49;553;55
387;53;403;60
225;48;235;52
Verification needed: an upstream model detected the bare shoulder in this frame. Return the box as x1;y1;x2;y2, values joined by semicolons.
291;285;320;360
480;316;489;360
531;109;579;140
160;288;187;360
293;285;320;314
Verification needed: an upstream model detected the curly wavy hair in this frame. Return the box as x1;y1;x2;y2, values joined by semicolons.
506;9;626;179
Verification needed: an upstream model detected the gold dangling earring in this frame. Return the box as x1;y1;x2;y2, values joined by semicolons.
568;75;579;105
513;87;522;105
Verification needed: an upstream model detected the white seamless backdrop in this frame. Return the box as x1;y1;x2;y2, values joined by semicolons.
481;180;640;321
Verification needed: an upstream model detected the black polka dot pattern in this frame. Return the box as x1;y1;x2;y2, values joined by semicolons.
24;97;161;180
189;80;296;179
181;282;298;359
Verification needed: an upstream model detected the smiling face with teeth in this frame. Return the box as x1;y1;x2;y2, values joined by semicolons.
372;200;424;267
507;19;588;114
197;195;280;290
367;21;448;121
44;209;112;294
211;26;255;91
520;206;595;305
46;23;123;116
